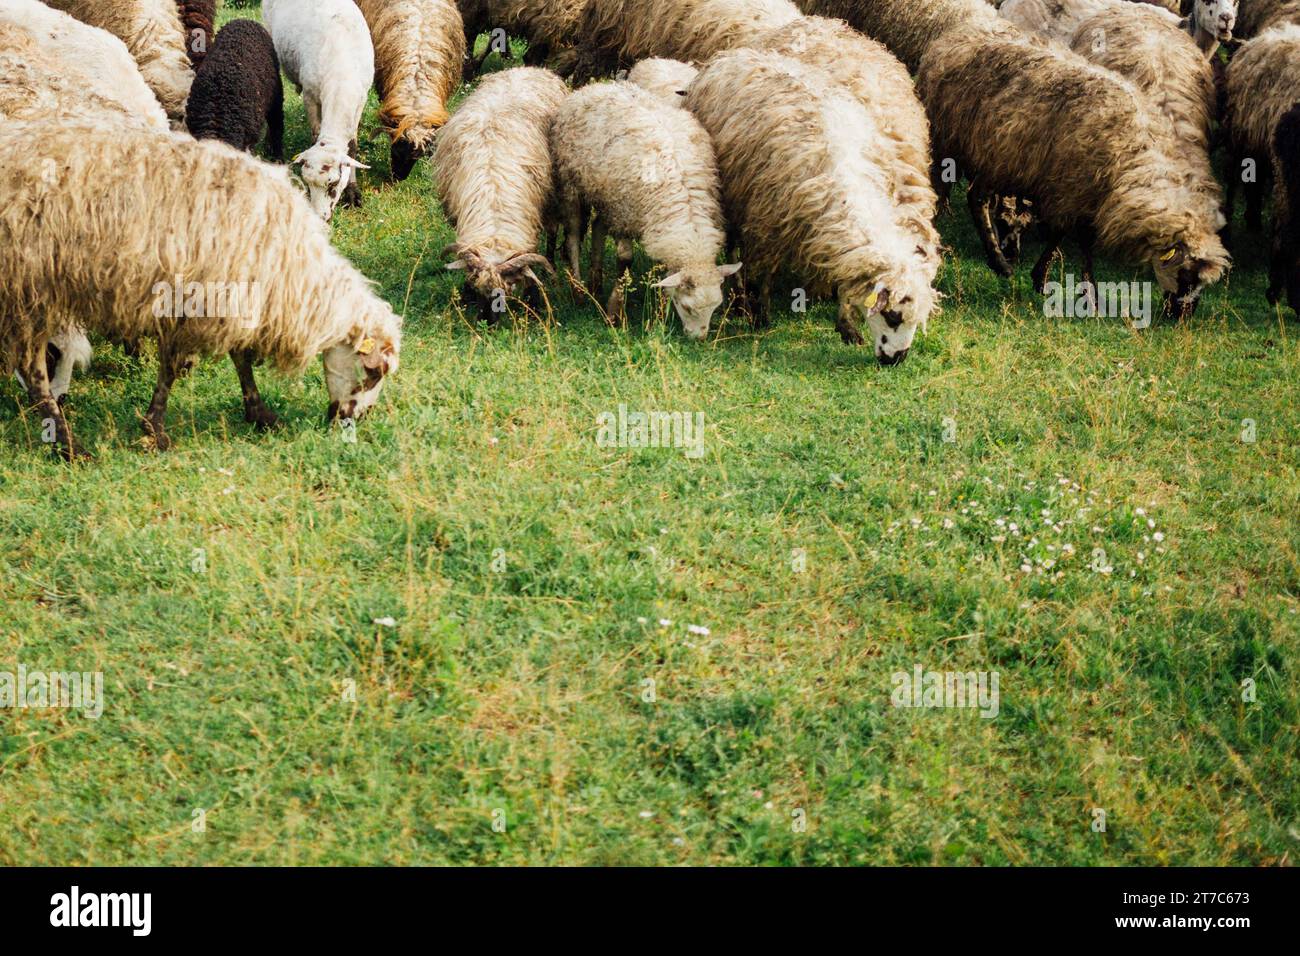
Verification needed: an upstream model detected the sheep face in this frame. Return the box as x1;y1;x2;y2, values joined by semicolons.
655;263;742;340
847;279;934;367
322;316;401;423
294;143;366;222
1194;0;1237;43
1151;239;1230;319
445;247;555;307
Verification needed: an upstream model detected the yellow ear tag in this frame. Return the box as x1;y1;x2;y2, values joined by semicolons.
865;290;879;309
357;337;376;355
1160;248;1178;262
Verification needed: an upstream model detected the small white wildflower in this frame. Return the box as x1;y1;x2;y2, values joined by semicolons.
687;624;710;637
372;617;397;628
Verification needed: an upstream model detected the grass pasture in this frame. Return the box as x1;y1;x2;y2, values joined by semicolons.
0;3;1296;865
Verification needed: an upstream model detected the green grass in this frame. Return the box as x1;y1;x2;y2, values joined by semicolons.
0;5;1296;865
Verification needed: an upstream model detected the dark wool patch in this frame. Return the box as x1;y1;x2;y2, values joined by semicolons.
176;0;216;67
185;18;284;160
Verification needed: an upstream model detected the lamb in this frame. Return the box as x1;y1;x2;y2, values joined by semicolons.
1225;23;1300;302
550;80;739;337
1000;0;1237;56
0;122;401;459
175;0;214;66
626;58;697;106
0;0;168;126
263;0;374;221
918;22;1230;318
354;0;465;181
44;0;194;122
185;19;284;158
686;49;940;364
793;0;1000;71
576;0;800;79
751;16;940;271
436;67;569;321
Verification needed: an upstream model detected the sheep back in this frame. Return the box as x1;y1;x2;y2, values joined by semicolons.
185;19;283;154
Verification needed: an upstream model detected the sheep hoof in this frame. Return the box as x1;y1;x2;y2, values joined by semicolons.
141;421;171;452
835;316;866;346
244;403;279;430
58;444;93;464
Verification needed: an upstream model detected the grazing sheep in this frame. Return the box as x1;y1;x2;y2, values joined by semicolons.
576;0;800;79
794;0;999;71
550;80;739;337
186;19;284;158
0;0;168;126
463;0;589;76
1000;0;1237;56
354;0;464;181
184;18;287;427
0;122;401;458
752;16;940;271
1225;23;1300;299
626;57;696;106
263;0;374;221
686;49;940;363
436;67;569;320
44;0;195;122
176;0;214;66
918;22;1230;318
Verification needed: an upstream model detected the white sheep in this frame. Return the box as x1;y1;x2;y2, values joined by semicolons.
43;0;194;122
435;67;570;321
263;0;375;221
686;49;940;363
0;0;168;127
550;80;739;337
626;58;697;107
0;121;401;458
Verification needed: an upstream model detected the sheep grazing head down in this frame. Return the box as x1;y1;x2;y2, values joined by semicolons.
1193;0;1237;43
322;308;402;423
654;263;743;340
1151;236;1231;320
845;273;936;367
293;142;367;222
444;246;555;304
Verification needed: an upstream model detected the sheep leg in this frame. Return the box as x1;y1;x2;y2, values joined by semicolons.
834;299;866;347
968;183;1014;278
562;192;585;292
1223;145;1240;248
606;239;633;322
19;336;85;462
342;140;363;209
1245;166;1265;234
589;217;607;296
230;349;277;430
267;80;285;162
141;338;194;452
1077;226;1098;316
1031;230;1065;296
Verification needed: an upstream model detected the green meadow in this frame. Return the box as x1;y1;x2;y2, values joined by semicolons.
0;3;1295;865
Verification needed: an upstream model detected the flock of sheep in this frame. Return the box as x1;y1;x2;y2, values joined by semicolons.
0;0;1295;462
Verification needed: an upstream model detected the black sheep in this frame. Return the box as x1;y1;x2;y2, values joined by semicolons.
185;19;284;161
1268;103;1300;314
183;17;287;432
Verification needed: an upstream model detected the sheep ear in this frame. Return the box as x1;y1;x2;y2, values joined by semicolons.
653;272;684;289
718;262;742;277
446;260;467;271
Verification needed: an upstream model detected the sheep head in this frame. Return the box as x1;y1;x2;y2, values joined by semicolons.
1152;236;1231;320
1191;0;1237;45
444;245;555;307
322;307;402;424
844;268;938;366
293;143;368;222
653;262;743;341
